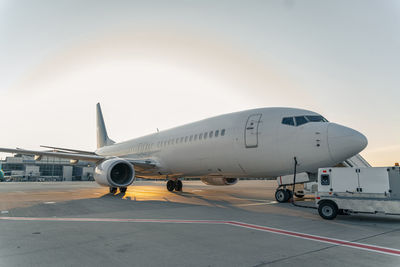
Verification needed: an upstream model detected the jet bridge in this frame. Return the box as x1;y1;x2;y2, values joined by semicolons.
341;154;371;168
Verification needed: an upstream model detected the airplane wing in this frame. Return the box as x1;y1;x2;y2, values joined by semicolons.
40;145;96;155
0;147;159;174
0;147;104;162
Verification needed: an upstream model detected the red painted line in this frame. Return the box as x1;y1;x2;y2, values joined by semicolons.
227;221;400;256
1;216;399;257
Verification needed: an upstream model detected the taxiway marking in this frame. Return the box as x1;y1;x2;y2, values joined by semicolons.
1;216;399;257
235;201;277;206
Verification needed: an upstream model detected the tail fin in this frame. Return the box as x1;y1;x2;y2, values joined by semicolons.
96;103;115;148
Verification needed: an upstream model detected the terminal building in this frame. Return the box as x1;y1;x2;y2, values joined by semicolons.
0;154;95;182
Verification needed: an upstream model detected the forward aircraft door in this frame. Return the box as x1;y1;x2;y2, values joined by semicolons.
245;114;262;148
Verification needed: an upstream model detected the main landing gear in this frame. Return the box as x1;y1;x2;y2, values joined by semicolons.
166;180;183;192
109;187;127;194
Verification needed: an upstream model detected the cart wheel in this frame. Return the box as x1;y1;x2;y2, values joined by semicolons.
275;189;289;203
318;201;338;220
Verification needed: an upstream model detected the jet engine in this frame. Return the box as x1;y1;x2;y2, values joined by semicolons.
200;177;238;186
94;158;135;187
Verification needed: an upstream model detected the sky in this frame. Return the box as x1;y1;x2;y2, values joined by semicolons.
0;0;399;166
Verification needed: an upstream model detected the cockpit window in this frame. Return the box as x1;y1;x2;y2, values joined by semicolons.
305;115;328;122
282;115;329;127
282;117;295;126
295;116;308;126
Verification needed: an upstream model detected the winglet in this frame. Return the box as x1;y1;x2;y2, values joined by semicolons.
96;103;115;148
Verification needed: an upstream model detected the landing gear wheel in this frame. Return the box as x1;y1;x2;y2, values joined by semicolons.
166;180;175;192
120;187;127;193
318;201;338;220
109;187;117;194
175;180;183;191
275;189;290;203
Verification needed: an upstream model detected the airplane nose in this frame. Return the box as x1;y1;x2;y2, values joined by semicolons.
327;123;368;163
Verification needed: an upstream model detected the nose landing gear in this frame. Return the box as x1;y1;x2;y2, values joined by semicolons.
275;188;293;203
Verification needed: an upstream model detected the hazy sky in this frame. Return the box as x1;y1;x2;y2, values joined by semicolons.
1;0;399;166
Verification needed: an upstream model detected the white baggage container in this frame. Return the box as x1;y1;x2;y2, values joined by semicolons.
315;167;400;219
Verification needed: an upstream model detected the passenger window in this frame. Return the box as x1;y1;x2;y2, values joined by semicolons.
189;135;193;141
209;131;213;138
295;116;308;126
194;134;198;141
180;137;184;143
185;136;188;142
204;132;208;139
221;129;225;136
215;130;219;137
282;117;295;126
199;133;203;140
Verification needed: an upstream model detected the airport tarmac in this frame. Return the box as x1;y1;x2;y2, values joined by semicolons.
0;180;399;267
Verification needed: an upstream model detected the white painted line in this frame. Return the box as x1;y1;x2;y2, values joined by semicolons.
0;216;399;257
229;221;400;257
238;198;270;202
235;201;277;207
43;202;56;204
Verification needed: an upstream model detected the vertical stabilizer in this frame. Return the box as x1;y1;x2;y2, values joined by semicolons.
96;103;115;148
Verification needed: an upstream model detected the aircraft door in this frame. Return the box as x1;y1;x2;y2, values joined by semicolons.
245;114;262;148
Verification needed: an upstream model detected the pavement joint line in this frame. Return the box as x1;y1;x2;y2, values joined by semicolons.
0;216;399;257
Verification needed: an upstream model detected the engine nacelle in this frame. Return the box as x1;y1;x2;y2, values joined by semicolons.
200;177;238;186
94;158;135;187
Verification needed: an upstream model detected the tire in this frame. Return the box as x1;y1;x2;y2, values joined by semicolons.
120;187;127;193
175;180;183;191
294;193;305;198
275;189;289;203
166;180;175;192
109;187;117;194
286;189;293;200
318;201;338;220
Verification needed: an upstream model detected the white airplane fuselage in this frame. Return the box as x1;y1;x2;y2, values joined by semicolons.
95;107;367;180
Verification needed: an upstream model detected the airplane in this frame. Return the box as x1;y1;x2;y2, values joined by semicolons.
0;103;368;201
